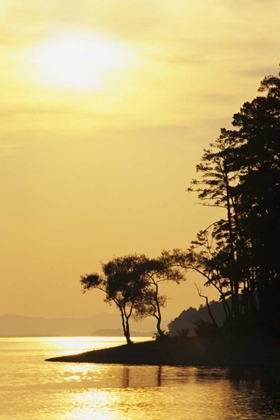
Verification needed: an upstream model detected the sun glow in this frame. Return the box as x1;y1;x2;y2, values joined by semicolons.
29;31;132;91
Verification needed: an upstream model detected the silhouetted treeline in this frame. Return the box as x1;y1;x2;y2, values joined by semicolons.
167;69;280;337
80;69;280;341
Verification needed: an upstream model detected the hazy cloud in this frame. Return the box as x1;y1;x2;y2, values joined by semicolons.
147;51;207;66
5;0;164;43
240;65;280;79
0;103;84;117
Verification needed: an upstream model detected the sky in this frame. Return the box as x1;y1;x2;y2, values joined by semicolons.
1;0;280;323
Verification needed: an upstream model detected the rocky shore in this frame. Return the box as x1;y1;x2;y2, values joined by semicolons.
46;336;280;368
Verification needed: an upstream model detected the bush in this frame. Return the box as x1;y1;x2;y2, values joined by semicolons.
172;327;191;339
194;319;219;338
153;330;171;341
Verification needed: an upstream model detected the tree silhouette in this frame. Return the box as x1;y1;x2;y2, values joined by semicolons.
80;253;185;342
132;255;185;337
174;69;280;335
80;255;148;344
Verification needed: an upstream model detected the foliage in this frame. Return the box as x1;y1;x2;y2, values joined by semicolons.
132;254;185;337
168;69;280;336
80;253;185;343
194;319;219;338
153;329;171;341
80;255;148;344
80;69;280;339
171;327;191;339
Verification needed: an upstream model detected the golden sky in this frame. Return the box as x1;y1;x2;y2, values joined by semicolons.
1;0;280;322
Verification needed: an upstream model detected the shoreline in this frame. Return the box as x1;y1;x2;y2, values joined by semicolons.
46;336;280;368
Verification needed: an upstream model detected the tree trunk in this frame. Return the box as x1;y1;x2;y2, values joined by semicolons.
120;309;132;345
195;284;221;335
125;315;133;345
223;162;239;319
154;283;164;336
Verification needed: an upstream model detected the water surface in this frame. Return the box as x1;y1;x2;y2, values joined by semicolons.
1;337;280;419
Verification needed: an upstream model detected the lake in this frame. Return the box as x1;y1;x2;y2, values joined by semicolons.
1;337;280;419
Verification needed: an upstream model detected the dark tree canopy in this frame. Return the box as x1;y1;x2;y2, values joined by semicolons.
80;69;280;340
175;69;280;336
80;253;185;343
81;255;149;344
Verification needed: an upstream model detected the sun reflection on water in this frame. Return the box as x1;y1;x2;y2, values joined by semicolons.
45;336;129;356
67;390;120;420
1;335;280;420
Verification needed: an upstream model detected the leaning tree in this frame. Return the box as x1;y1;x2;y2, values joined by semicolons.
80;253;185;342
132;254;185;337
80;255;149;344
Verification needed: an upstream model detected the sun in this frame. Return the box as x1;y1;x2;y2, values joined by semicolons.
29;31;131;91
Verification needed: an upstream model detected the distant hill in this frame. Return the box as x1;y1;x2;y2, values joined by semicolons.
0;313;158;337
168;300;227;335
91;329;154;337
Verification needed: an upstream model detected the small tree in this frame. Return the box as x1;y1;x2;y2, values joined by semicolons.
80;253;185;341
133;287;168;337
134;255;185;337
80;255;148;345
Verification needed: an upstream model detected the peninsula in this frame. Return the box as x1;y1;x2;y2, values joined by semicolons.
46;336;280;368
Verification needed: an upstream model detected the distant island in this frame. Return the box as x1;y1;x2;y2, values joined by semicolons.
0;313;156;337
91;329;154;337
